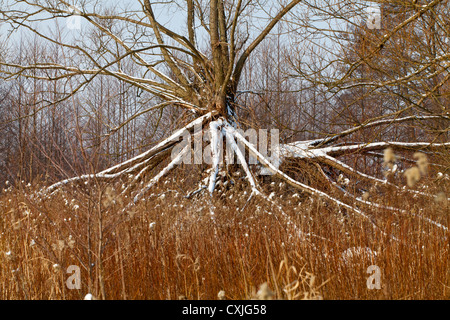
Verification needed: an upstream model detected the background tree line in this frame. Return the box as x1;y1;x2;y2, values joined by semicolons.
0;0;448;187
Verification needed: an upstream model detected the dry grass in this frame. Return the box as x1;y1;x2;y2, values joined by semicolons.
0;163;449;300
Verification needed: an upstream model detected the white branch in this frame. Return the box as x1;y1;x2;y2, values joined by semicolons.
130;144;190;205
231;126;391;237
223;123;259;193
281;141;450;159
208;119;224;194
100;112;213;175
317;164;448;232
41;112;214;195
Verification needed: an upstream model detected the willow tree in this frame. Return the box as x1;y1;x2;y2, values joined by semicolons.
1;0;448;234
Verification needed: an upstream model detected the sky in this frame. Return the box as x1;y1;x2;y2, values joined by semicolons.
1;0;381;45
0;0;381;81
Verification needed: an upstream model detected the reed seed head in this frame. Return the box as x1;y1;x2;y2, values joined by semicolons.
404;166;421;187
383;148;396;169
413;152;428;175
217;290;226;300
255;282;275;300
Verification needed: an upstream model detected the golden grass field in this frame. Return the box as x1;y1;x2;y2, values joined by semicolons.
0;161;448;300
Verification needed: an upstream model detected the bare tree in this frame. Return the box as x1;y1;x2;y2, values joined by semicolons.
0;0;448;234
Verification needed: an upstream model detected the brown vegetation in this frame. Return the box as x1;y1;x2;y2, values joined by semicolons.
1;159;448;300
0;0;449;300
